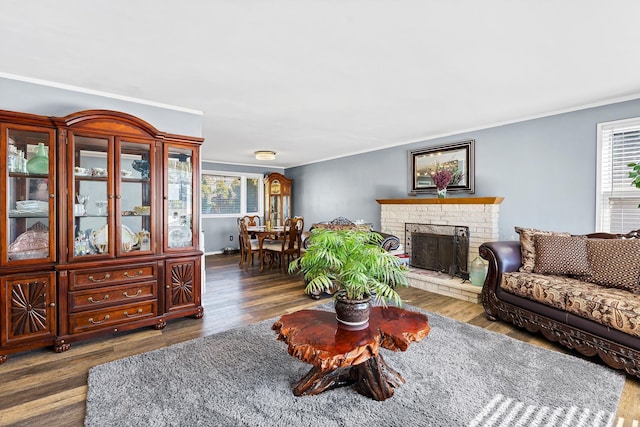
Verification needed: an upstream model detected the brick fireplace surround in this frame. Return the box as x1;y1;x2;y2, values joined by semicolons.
377;197;503;303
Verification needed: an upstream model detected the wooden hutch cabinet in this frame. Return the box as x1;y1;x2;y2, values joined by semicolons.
264;172;292;227
0;109;203;363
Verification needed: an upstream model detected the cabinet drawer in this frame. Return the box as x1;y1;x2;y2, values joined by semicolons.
68;301;158;334
69;264;157;290
68;281;157;312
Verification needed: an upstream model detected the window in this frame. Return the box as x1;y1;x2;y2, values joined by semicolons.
201;171;262;217
596;117;640;233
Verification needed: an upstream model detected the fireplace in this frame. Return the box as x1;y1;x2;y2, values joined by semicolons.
377;197;503;303
405;223;469;279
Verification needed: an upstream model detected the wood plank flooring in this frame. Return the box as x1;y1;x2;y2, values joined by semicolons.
0;254;638;426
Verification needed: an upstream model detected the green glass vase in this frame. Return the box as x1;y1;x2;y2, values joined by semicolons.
26;142;49;175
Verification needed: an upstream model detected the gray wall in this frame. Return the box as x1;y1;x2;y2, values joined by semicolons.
200;162;284;254
0;76;202;136
286;98;640;240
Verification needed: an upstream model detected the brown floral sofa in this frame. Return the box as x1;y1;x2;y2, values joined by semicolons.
479;227;640;378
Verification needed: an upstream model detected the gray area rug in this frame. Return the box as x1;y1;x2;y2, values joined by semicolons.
85;305;625;426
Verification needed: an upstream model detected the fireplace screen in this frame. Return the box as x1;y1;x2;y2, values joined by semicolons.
405;223;469;279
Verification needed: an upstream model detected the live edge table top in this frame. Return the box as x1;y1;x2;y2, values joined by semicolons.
272;306;430;400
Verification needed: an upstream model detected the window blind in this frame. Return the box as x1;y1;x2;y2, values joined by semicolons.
597;118;640;233
200;172;263;217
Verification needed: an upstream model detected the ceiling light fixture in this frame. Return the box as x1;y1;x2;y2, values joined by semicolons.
254;150;276;160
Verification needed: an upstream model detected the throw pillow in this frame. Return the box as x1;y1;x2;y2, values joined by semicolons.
515;227;571;273
533;235;591;276
586;239;640;293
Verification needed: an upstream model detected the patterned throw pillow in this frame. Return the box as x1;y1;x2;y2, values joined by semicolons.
585;239;640;293
515;227;571;273
533;235;591;276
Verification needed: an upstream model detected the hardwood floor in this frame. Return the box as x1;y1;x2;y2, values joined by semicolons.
0;254;638;426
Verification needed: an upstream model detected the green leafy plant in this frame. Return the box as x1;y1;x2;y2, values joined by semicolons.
629;162;640;207
288;228;408;306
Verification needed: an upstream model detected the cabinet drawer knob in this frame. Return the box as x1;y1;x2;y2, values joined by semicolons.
123;270;143;278
123;289;142;298
49;302;56;307
123;309;143;318
88;315;110;324
88;294;110;303
88;273;111;282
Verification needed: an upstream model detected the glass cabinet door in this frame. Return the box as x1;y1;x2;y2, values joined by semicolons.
70;135;112;259
165;145;194;250
3;125;55;265
70;135;155;259
117;139;153;255
269;194;281;227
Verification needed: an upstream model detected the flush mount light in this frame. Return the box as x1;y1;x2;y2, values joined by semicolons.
254;150;276;160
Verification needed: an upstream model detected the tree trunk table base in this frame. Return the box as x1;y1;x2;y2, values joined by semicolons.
273;307;430;401
293;353;404;400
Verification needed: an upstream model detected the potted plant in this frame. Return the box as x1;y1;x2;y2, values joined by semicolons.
288;228;409;329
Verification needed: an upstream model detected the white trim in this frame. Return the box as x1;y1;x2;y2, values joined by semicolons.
201;170;264;218
596;116;640;232
595;122;605;230
0;72;203;116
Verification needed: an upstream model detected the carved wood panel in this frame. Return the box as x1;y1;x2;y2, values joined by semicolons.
165;257;201;314
2;273;56;346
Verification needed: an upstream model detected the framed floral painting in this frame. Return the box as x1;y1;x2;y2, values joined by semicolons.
408;140;475;195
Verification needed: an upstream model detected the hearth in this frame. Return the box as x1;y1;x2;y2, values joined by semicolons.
405;223;469;279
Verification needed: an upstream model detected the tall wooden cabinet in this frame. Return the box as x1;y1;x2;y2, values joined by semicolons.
0;109;203;362
264;172;292;227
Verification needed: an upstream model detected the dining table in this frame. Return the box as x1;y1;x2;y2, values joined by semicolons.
246;225;285;271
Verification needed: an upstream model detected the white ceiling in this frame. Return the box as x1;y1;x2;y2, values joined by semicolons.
1;1;640;168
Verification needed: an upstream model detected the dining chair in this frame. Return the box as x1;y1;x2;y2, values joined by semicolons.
293;216;304;255
237;218;246;267
238;220;260;270
263;217;303;268
242;215;261;227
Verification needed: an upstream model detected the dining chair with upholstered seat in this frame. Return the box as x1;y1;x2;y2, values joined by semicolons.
238;220;261;270
263;217;303;269
293;216;304;255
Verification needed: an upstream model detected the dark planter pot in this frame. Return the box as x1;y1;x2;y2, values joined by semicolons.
334;292;371;330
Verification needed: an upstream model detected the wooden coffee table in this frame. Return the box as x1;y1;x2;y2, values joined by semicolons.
272;306;430;401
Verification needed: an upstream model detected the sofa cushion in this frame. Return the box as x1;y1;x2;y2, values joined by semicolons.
500;272;584;310
566;285;640;338
533;235;591;276
585;239;640;293
515;227;570;273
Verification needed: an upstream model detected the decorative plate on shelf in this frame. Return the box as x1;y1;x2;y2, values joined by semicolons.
169;226;191;246
8;229;49;260
90;224;139;252
122;225;139;247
